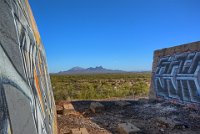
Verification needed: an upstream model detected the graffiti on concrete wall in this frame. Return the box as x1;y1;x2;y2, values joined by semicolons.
0;0;57;134
154;51;200;104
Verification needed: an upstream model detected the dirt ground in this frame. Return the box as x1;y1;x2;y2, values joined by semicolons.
57;99;200;134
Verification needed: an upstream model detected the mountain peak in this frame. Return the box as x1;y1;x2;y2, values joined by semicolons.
58;66;126;74
69;67;85;71
95;66;103;69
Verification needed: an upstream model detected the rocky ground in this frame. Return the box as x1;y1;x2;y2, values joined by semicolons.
56;99;200;134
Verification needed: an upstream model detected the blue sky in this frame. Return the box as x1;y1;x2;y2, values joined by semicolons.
29;0;200;73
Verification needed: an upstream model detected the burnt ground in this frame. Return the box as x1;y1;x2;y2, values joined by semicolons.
57;99;200;134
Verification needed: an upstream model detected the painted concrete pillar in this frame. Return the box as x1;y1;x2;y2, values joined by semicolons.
0;0;57;133
150;41;200;106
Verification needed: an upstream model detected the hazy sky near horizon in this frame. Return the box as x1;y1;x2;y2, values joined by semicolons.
29;0;200;73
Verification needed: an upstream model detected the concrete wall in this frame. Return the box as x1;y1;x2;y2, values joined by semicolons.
0;0;57;134
150;41;200;105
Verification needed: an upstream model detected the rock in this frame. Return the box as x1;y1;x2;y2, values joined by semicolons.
117;123;141;134
63;130;71;134
155;103;162;108
80;128;89;134
69;111;82;117
160;106;177;113
70;128;89;134
70;128;81;134
159;128;165;133
143;104;151;108
57;114;62;118
156;117;183;128
115;101;131;108
90;102;105;113
56;105;64;114
63;103;75;115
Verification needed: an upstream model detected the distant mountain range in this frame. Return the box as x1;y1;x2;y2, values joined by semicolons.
58;66;127;74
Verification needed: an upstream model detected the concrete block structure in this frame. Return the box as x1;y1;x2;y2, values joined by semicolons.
0;0;57;134
150;41;200;105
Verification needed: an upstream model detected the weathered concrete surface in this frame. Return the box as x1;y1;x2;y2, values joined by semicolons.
150;41;200;106
0;0;57;134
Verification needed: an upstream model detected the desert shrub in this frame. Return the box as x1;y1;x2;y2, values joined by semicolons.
51;73;151;101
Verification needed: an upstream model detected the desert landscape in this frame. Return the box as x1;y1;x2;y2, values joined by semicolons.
1;0;200;134
52;73;200;134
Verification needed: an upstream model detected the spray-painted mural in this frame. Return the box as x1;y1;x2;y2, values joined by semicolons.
154;52;200;104
0;0;57;134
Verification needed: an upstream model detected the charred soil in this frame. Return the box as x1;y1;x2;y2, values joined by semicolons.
57;99;200;134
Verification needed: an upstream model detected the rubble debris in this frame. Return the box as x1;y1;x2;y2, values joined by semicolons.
117;123;141;134
90;102;105;113
70;128;81;134
57;100;200;134
80;128;89;134
63;103;75;115
56;105;64;114
70;128;89;134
